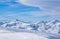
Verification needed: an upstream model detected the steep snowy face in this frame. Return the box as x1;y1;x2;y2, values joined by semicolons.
45;20;60;34
50;22;60;34
36;20;60;36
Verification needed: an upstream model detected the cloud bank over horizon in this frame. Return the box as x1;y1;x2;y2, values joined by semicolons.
18;0;60;15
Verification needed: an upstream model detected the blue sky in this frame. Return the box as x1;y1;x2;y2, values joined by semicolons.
0;0;60;22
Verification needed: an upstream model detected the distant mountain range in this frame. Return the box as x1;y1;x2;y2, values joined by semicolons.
0;19;60;35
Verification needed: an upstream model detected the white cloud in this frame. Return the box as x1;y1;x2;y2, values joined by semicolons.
17;0;60;16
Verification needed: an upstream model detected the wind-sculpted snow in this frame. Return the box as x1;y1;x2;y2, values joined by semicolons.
0;19;60;39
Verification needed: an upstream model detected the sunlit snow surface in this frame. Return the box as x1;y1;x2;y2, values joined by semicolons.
0;32;49;39
0;29;48;39
0;29;60;39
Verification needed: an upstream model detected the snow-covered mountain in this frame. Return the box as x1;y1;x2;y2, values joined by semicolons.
46;20;60;34
0;19;60;36
37;20;60;36
0;19;32;31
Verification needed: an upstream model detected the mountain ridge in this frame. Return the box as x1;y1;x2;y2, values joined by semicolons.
0;19;60;36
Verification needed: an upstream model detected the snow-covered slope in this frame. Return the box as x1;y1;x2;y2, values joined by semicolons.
0;29;11;33
0;32;48;39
